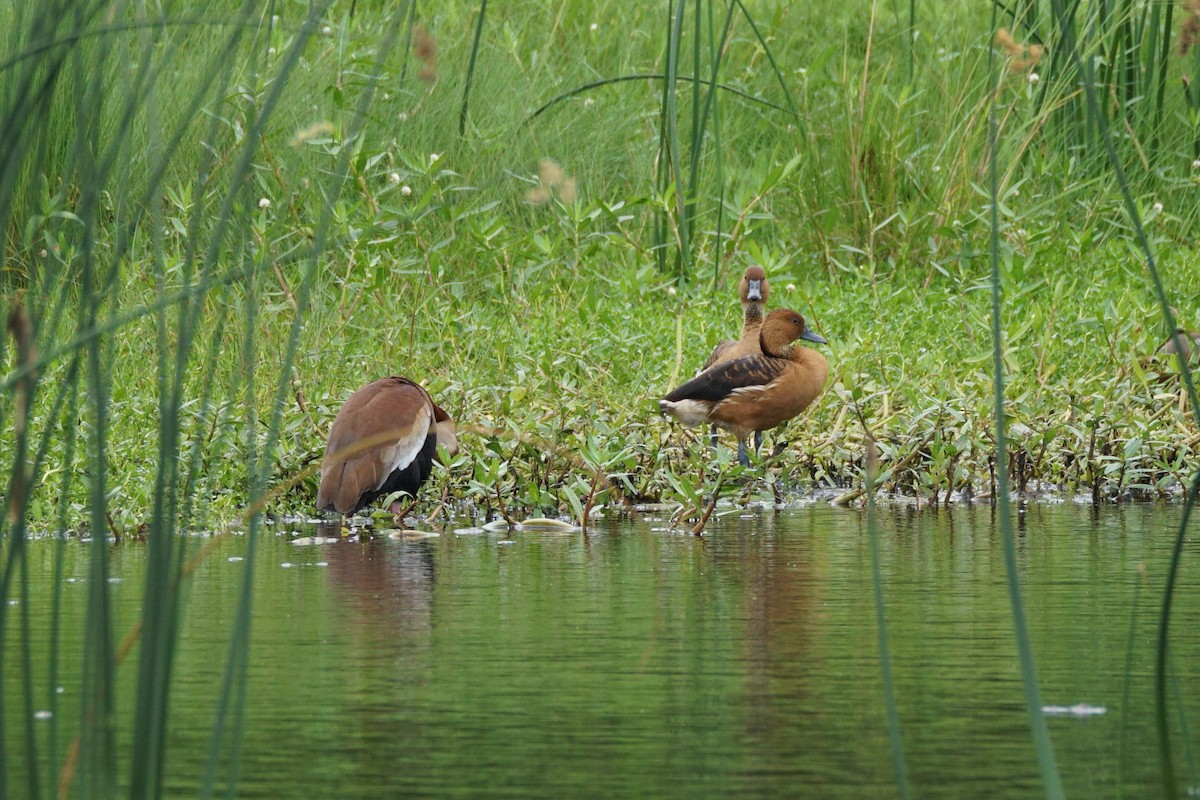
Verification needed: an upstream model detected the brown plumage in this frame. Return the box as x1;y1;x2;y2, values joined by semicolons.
701;265;771;371
661;308;828;466
1156;328;1200;362
316;377;458;516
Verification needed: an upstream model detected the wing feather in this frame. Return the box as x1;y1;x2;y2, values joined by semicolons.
665;354;789;404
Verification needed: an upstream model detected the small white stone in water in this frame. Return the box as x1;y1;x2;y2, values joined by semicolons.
280;562;295;568
388;530;440;540
107;577;123;584
66;578;77;583
498;540;516;545
454;527;487;536
315;561;328;567
1042;703;1106;717
56;687;65;694
228;556;244;563
34;710;53;720
520;517;578;531
291;536;339;546
7;600;18;606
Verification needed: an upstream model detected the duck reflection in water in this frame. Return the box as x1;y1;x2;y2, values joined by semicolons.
319;535;436;641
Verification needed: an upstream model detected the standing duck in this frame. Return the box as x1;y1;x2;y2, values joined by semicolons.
661;308;828;466
316;377;458;517
702;265;771;370
701;265;770;451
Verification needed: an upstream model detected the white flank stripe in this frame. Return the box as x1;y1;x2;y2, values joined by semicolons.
661;399;713;427
374;402;433;490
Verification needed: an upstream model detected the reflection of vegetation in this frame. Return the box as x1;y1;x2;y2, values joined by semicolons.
3;0;1200;795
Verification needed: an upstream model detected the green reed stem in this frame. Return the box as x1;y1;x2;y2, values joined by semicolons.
193;2;331;792
524;72;793;126
681;0;702;244
1169;651;1199;790
704;0;731;290
864;437;911;799
459;0;487;136
731;0;799;120
46;372;79;795
1048;0;1200;794
1116;565;1143;800
988;5;1066;798
662;0;691;278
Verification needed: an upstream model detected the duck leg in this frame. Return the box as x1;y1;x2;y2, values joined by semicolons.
753;431;763;457
737;437;750;467
710;423;720;450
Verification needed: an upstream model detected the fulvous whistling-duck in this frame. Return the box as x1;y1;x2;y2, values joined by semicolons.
316;377;458;517
701;265;771;371
701;265;770;451
661;308;828;466
1156;328;1200;362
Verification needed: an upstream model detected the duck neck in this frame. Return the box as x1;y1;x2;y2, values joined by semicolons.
741;301;765;333
759;332;792;358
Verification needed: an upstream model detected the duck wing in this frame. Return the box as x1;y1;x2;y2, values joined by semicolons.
665;354;787;404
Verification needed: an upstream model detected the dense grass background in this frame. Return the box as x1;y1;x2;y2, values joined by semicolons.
3;0;1200;796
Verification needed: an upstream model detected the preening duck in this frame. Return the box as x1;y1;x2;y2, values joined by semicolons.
661;308;828;466
316;377;458;517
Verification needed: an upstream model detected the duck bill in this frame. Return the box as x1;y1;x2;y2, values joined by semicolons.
745;279;763;302
801;329;826;344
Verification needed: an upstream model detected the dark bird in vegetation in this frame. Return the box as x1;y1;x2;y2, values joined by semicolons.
702;265;770;451
317;377;457;517
1155;328;1200;363
661;308;829;466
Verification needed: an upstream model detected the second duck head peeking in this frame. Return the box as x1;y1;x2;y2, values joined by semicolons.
701;265;771;372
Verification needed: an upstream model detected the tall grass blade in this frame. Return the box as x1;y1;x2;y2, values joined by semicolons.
661;0;691;278
731;0;799;120
988;5;1066;798
523;73;793;126
1149;0;1174;149
1116;565;1144;800
1048;0;1200;793
864;436;911;799
702;0;733;290
459;0;488;136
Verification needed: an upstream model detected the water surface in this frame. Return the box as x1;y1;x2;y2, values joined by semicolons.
7;502;1200;798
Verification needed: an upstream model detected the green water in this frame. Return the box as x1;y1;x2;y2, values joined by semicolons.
5;503;1200;798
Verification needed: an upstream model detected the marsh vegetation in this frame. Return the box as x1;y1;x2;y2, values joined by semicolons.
2;0;1199;797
